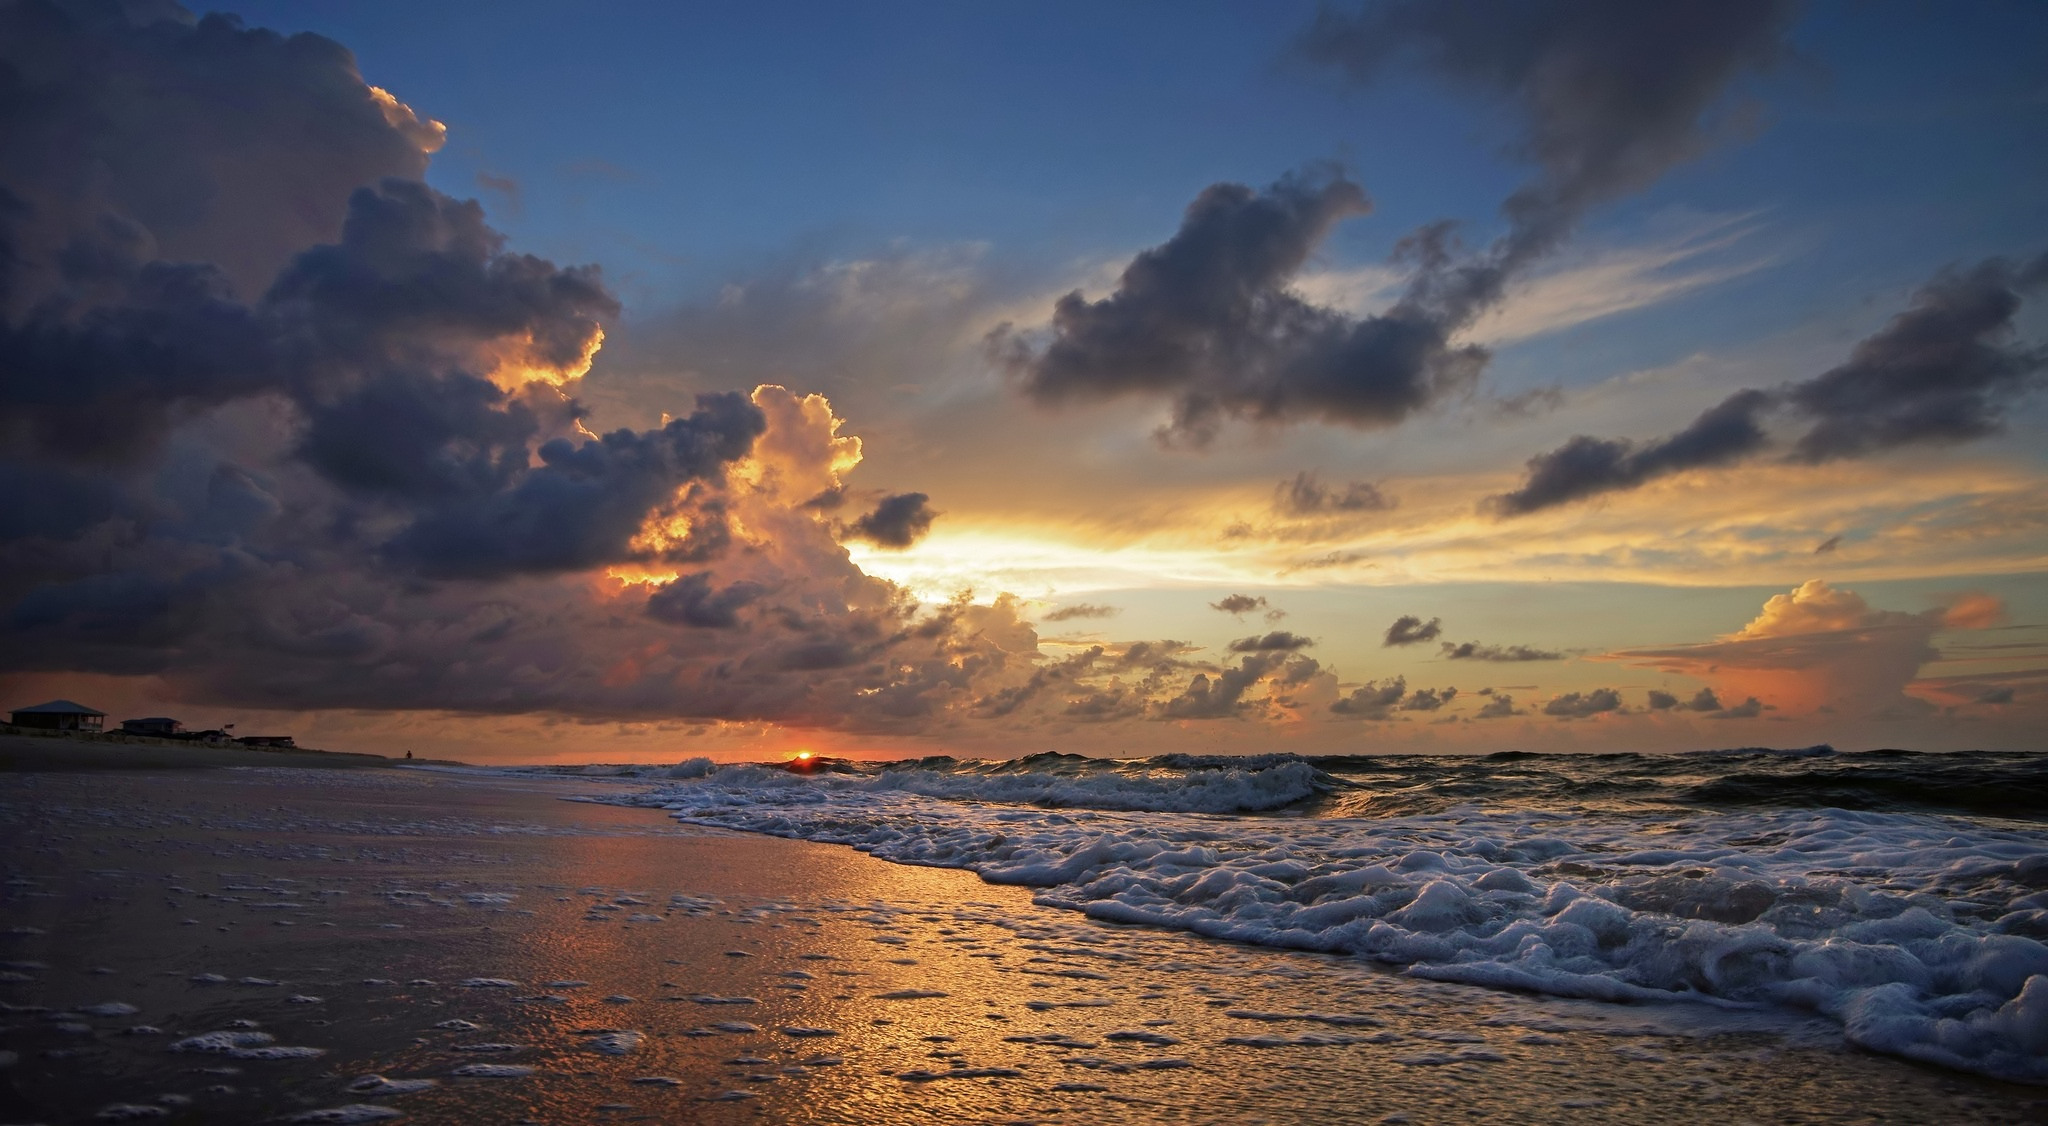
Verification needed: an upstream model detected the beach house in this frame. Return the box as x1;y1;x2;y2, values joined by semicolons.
8;700;106;732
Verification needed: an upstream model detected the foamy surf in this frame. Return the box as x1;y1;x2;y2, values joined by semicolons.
617;749;2048;1085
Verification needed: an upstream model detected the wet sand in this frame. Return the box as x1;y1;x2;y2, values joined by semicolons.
1;766;2042;1124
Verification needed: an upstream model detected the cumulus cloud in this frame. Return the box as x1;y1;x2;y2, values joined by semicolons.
1228;631;1314;653
1494;255;2047;513
1441;640;1563;661
0;1;443;307
1647;687;1722;712
1331;676;1406;720
842;492;936;549
1383;614;1443;646
1158;653;1287;720
1614;579;2007;719
1474;693;1521;719
1541;687;1621;718
1275;471;1393;515
992;167;1487;445
1403;686;1458;711
1042;602;1121;622
0;4;1067;739
997;2;1796;446
1211;594;1269;617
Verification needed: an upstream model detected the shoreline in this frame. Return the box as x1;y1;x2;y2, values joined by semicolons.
0;732;398;772
1;765;2042;1123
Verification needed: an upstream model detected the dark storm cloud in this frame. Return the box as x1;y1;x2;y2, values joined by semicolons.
1275;471;1393;515
1494;255;2047;513
1296;0;1798;265
1211;594;1268;616
1383;614;1443;647
266;178;617;381
1490;390;1773;515
1228;631;1314;653
1541;687;1621;718
0;3;1027;737
1441;640;1563;662
382;396;764;579
1042;603;1121;622
645;571;769;629
993;168;1487;444
0;0;441;305
842;492;936;549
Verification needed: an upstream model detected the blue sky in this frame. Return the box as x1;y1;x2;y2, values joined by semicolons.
1;0;2043;759
226;1;2046;318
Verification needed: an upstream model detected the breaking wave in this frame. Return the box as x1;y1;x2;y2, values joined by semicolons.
590;747;2048;1084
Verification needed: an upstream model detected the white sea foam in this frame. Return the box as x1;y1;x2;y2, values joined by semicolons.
621;762;2048;1085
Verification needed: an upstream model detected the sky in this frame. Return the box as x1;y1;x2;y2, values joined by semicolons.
1;0;2044;762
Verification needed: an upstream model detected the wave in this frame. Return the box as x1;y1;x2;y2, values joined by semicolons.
607;753;2048;1086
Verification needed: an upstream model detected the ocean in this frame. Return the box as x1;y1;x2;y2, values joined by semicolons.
593;746;2048;1087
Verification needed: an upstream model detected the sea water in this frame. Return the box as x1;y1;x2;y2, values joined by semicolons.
601;748;2048;1086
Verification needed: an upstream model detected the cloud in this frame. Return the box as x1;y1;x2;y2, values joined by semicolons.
644;571;768;629
1296;0;1797;265
1275;471;1393;515
1612;579;2007;719
1211;594;1268;616
992;167;1487;445
1646;687;1734;713
1042;602;1121;622
1814;535;1840;554
1493;255;2047;513
1474;693;1521;719
1705;696;1763;719
1383;614;1443;646
0;7;1086;740
1790;255;2048;461
0;2;443;307
1403;686;1457;711
1228;631;1314;653
1332;676;1405;719
1158;653;1287;720
1441;640;1563;661
1490;389;1774;515
1001;3;1796;446
1541;688;1621;718
843;492;936;549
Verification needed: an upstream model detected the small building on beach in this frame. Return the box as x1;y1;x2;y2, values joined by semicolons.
9;700;107;732
237;735;296;749
121;717;184;737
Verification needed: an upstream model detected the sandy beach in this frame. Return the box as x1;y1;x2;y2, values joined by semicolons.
0;759;2041;1125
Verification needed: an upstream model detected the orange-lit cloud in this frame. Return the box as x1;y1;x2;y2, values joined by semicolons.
1612;580;2007;718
